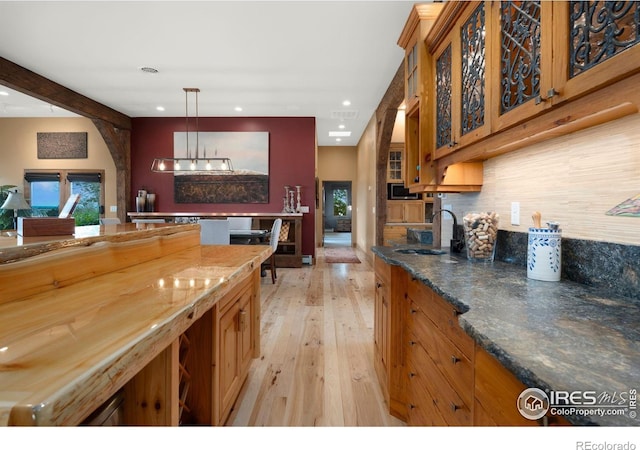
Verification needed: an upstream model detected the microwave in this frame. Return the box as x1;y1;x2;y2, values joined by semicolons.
387;183;420;200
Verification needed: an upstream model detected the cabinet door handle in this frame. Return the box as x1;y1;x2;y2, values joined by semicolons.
450;402;460;413
376;282;382;289
409;372;416;378
410;308;417;314
239;309;247;332
451;355;460;365
409;340;416;346
409;403;416;410
448;141;458;148
535;87;559;104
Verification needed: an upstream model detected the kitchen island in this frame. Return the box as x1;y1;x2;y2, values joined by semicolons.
372;245;640;426
0;223;272;426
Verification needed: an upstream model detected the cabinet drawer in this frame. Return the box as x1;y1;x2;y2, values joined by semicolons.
407;332;472;426
474;346;570;426
408;302;473;407
407;276;474;357
406;359;447;426
374;256;391;284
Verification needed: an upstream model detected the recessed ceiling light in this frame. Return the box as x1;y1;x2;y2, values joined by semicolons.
0;91;8;96
156;106;165;111
342;100;351;106
234;106;243;112
336;138;342;142
140;67;159;74
329;131;351;137
338;124;345;129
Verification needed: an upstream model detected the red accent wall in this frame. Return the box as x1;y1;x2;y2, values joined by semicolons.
131;117;316;258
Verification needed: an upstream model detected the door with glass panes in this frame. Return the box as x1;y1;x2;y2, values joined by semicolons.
24;169;105;225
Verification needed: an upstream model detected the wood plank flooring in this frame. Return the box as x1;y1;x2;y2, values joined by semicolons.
227;245;405;426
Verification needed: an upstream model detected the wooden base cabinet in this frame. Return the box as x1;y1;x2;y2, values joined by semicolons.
474;345;569;427
216;278;254;425
405;276;474;426
182;269;259;426
373;256;408;421
374;262;571;426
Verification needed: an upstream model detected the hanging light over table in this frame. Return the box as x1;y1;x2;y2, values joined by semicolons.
151;88;234;173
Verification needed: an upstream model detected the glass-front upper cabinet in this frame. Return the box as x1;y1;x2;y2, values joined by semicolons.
432;1;493;159
490;0;554;132
554;1;640;103
492;0;640;132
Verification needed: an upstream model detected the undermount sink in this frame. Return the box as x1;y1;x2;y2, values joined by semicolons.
393;248;447;255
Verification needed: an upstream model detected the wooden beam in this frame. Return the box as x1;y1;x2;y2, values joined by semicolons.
375;62;405;246
0;57;131;130
0;57;132;222
92;119;131;223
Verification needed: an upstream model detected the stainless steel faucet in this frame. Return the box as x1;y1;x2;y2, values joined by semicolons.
431;209;465;253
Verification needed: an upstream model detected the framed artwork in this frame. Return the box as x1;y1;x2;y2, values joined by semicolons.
173;131;269;203
37;132;88;159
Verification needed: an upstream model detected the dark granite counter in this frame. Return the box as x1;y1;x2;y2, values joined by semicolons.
372;244;640;426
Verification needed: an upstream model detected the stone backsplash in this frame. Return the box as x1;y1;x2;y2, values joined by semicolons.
496;230;640;301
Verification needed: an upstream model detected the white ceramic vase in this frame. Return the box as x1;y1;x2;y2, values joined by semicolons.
527;228;562;281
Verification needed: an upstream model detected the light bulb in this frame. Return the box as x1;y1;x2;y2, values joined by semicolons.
190;160;196;171
221;161;227;170
159;161;166;171
175;161;181;170
206;160;212;170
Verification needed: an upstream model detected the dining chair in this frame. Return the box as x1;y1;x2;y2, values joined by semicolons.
261;218;282;284
199;219;230;245
227;217;252;230
99;218;121;225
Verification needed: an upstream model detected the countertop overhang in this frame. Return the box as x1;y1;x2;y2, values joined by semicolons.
372;245;640;426
0;233;272;426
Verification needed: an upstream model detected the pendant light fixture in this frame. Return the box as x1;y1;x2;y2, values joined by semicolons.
151;88;234;173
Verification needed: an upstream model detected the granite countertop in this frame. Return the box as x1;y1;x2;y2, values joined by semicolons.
372;244;640;426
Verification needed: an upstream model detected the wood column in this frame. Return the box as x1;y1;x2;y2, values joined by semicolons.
375;62;405;246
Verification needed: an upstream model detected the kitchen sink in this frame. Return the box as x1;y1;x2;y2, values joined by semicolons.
393;248;447;255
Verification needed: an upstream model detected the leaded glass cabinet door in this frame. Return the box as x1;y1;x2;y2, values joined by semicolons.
454;1;494;150
552;1;640;103
491;0;554;132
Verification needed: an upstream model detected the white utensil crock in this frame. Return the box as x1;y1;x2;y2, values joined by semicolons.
527;228;561;282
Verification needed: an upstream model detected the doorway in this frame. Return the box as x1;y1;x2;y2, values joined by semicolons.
322;181;352;247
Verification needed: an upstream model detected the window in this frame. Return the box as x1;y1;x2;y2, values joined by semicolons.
24;170;105;226
333;189;348;217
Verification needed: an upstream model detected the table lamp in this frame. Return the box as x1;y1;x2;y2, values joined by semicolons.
1;189;31;230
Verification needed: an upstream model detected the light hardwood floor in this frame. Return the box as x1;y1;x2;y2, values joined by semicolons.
227;244;405;426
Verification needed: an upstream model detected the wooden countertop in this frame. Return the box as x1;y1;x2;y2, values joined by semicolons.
0;223;196;264
0;230;272;426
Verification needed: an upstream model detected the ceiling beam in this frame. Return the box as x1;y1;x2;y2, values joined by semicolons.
0;57;131;130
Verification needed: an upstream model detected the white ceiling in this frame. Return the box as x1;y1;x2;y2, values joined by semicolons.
0;0;418;146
